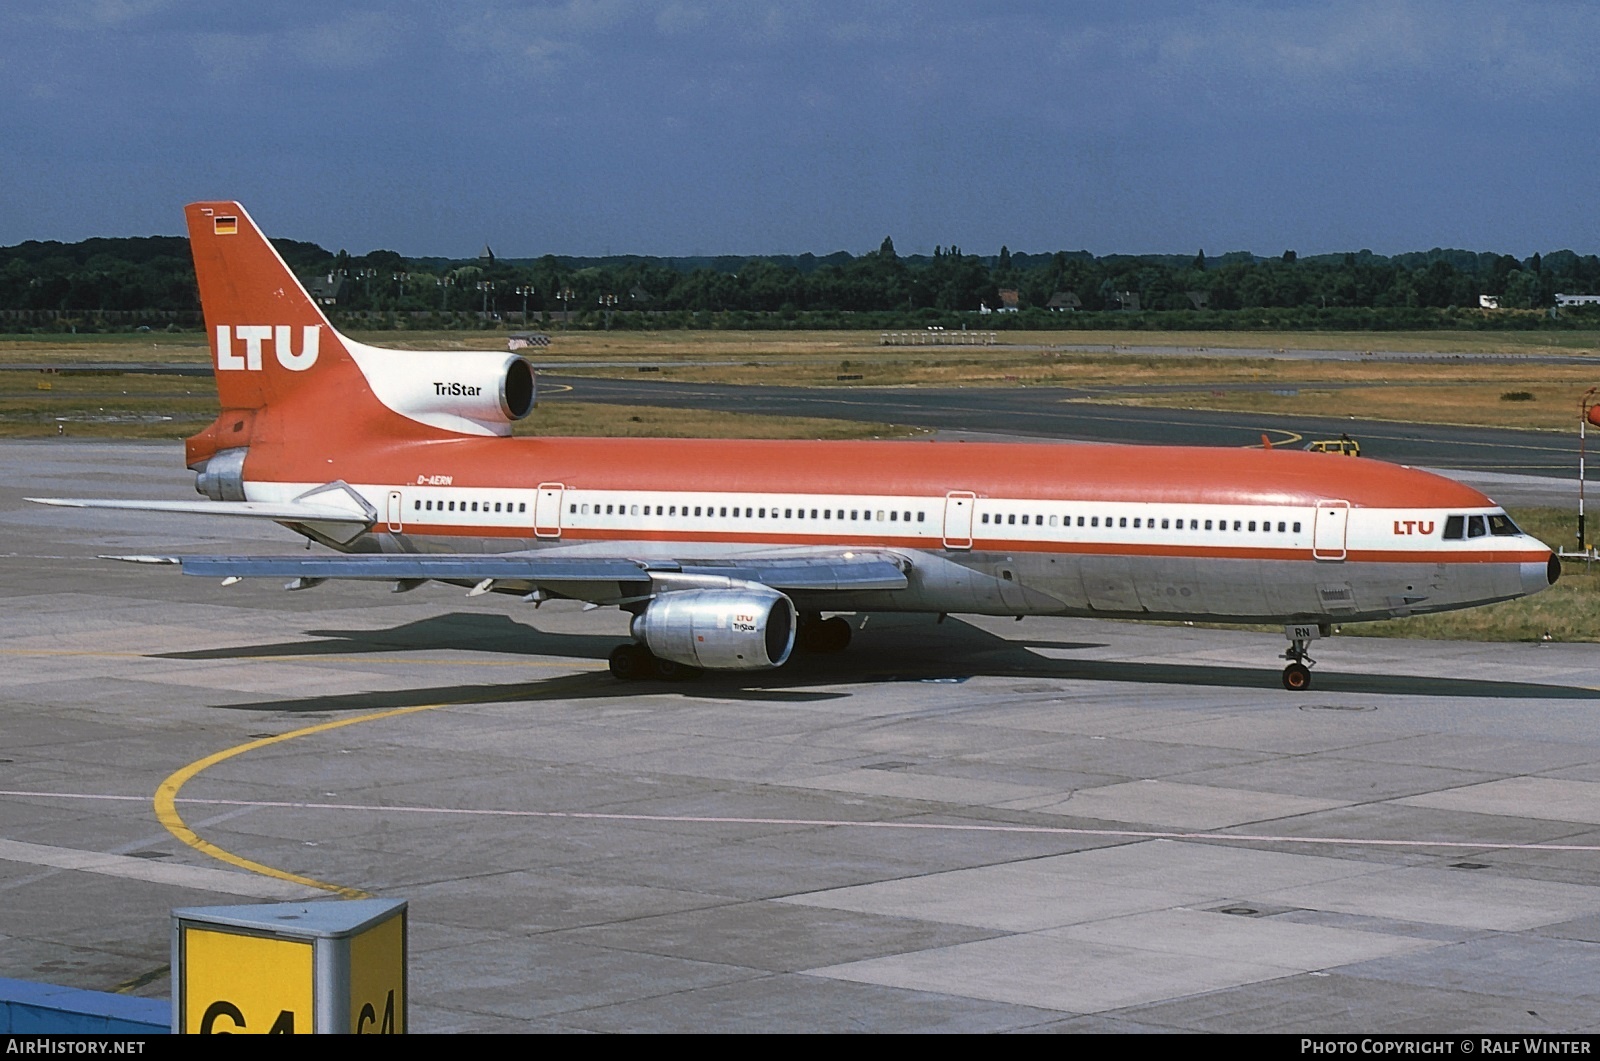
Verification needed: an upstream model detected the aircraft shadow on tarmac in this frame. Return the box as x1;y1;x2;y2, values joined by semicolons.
181;612;1600;714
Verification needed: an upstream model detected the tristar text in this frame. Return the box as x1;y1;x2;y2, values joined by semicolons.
433;382;484;396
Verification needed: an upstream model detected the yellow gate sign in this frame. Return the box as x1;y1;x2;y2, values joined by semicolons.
349;908;405;1034
173;898;406;1034
182;928;313;1034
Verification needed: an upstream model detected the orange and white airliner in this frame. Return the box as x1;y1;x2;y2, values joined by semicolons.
31;203;1560;689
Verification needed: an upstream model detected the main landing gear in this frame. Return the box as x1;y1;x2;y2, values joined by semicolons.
608;642;702;682
1280;624;1324;691
796;612;852;654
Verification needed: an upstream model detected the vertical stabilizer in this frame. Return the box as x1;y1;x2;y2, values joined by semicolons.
185;201;357;413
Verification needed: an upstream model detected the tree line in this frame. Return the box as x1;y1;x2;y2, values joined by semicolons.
3;231;1598;332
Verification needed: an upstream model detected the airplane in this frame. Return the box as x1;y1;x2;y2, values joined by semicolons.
29;202;1560;691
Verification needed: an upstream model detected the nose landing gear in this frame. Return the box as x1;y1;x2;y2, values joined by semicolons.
1280;623;1325;690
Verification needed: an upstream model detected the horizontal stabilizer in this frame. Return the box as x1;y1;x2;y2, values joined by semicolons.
27;498;373;524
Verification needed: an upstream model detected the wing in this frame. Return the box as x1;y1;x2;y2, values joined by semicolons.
106;551;910;601
29;498;371;523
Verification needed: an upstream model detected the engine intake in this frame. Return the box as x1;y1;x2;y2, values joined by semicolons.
631;587;796;671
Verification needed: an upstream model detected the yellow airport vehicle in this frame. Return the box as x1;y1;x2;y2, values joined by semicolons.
1306;437;1361;457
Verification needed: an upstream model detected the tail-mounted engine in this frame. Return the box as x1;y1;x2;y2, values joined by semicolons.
631;587;797;671
346;345;535;436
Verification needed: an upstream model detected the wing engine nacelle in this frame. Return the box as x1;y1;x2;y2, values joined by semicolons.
347;345;536;436
631;587;797;671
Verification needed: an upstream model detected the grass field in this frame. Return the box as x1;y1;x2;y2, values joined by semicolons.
12;329;1599;435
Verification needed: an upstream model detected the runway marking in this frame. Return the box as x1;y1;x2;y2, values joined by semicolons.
0;836;315;899
13;788;1600;854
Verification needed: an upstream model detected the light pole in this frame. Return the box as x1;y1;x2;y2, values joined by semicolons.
1581;387;1599;553
598;292;618;330
476;281;496;316
515;284;535;323
438;276;454;311
558;287;575;328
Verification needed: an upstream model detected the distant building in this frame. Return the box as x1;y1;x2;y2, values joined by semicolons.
1109;290;1141;312
479;244;496;263
1556;293;1600;307
1186;290;1211;311
1046;291;1081;312
1479;294;1501;310
996;289;1020;312
629;285;655;307
304;274;347;306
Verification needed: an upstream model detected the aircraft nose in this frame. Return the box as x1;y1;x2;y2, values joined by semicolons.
1523;553;1560;594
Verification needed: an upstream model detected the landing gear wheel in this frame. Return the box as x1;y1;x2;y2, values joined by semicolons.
1282;662;1312;691
609;643;650;681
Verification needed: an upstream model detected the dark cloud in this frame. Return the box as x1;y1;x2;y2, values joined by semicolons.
1;0;1596;257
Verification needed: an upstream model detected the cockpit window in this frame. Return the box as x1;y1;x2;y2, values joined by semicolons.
1488;513;1521;536
1443;515;1464;540
1467;515;1488;538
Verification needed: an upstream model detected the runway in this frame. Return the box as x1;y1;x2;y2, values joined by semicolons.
4;441;1600;1031
544;375;1584;480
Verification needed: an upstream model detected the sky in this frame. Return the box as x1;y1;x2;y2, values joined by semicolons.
2;0;1598;259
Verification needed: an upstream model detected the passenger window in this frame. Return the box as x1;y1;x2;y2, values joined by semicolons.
903;511;911;522
917;512;925;522
1277;522;1286;532
1292;522;1301;533
981;513;989;524
1132;518;1139;528
518;503;526;513
889;511;898;522
1049;515;1058;527
1020;515;1029;526
1077;516;1085;527
1161;518;1169;529
1467;515;1487;538
851;510;859;520
1091;517;1099;527
1190;520;1199;530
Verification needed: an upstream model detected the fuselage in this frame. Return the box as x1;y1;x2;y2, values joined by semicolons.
235;434;1557;625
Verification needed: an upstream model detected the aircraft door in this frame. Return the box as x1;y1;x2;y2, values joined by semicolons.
943;491;975;549
1313;500;1349;561
385;490;403;533
534;483;564;539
